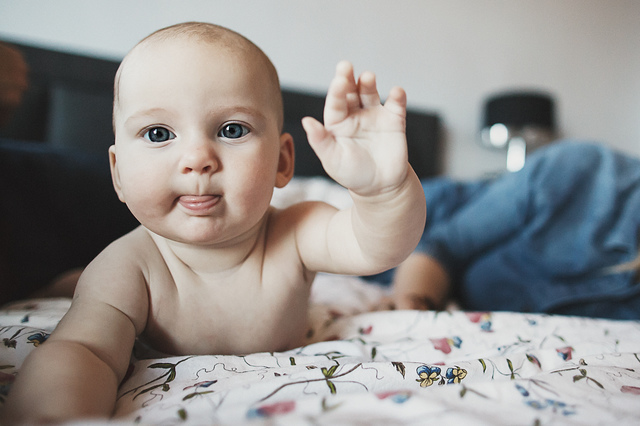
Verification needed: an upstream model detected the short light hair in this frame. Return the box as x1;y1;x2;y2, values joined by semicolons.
113;22;283;131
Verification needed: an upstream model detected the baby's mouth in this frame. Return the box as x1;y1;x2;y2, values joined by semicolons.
178;195;221;213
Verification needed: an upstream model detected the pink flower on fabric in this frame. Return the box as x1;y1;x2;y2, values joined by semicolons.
430;336;462;354
465;312;489;323
556;347;573;361
376;390;411;403
359;325;373;335
621;386;640;395
465;312;493;332
248;400;296;418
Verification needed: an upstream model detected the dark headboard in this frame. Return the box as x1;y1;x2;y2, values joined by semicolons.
0;40;442;303
1;40;442;178
0;41;119;155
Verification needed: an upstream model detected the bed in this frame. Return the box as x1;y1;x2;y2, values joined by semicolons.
2;42;640;425
2;177;640;424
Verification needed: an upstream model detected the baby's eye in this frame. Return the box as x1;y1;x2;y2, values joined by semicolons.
143;127;176;143
219;123;250;139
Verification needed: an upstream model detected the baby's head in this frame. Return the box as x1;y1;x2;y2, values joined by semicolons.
110;22;294;245
113;22;283;132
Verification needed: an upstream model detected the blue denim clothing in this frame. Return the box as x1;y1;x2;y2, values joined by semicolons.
372;140;640;319
428;141;640;319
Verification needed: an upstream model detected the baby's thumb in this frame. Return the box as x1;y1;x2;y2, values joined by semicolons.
301;117;333;157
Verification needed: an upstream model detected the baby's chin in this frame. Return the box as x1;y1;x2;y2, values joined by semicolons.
168;225;259;248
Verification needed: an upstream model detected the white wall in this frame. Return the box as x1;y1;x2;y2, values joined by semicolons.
1;0;638;178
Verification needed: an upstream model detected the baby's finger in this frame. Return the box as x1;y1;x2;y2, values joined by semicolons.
357;71;381;109
335;60;357;91
302;116;334;157
334;61;360;113
322;74;351;125
383;86;407;118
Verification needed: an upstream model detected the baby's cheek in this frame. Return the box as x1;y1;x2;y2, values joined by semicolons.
121;182;169;219
233;184;274;219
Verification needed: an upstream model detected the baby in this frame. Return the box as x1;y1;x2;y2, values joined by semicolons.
4;22;425;422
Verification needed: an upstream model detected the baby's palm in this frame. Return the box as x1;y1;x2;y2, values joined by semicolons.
303;61;408;196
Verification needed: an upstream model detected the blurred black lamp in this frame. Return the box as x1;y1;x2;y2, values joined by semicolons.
481;91;556;172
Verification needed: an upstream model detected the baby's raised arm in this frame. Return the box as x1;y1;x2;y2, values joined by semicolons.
297;61;426;275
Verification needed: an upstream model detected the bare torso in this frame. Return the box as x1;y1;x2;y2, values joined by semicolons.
95;208;316;356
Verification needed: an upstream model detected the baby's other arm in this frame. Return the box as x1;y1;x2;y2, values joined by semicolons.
298;61;426;275
389;253;451;310
3;239;148;424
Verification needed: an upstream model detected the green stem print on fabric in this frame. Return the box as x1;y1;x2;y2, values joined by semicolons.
120;357;193;401
479;357;521;379
552;359;604;389
259;363;363;402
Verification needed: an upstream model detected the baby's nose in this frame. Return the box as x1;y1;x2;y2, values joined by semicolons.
180;141;219;174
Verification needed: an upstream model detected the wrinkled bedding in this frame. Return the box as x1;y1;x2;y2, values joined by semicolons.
2;275;640;425
2;178;640;424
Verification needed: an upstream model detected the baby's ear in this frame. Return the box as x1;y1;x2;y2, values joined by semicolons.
275;133;295;188
109;145;126;202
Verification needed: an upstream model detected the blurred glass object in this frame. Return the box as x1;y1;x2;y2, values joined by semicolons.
480;91;556;172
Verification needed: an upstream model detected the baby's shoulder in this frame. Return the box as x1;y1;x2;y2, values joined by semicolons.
267;201;337;238
76;226;153;332
104;225;157;254
85;226;160;278
264;202;340;270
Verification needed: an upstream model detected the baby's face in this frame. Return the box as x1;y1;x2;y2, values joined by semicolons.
110;37;291;245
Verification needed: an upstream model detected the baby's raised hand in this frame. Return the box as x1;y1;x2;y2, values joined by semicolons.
302;61;408;196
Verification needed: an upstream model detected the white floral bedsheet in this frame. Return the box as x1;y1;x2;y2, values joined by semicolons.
2;275;640;425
